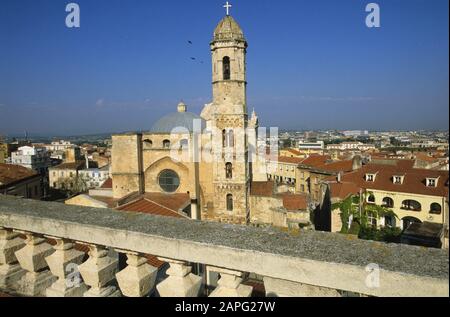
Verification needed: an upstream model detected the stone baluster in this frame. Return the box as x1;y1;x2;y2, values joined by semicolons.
208;266;253;297
14;232;56;296
115;251;158;297
156;258;202;297
45;237;87;297
77;244;120;297
263;276;341;297
0;228;25;290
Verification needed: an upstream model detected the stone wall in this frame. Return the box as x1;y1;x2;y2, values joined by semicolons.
1;195;448;297
111;133;143;198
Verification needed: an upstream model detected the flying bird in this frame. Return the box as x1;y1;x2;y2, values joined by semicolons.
188;40;193;44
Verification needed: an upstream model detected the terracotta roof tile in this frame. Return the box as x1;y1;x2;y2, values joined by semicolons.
100;177;112;189
299;155;355;173
300;155;332;167
415;152;440;163
89;196;119;208
277;156;304;164
328;181;361;200
0;163;37;186
117;198;188;219
340;163;448;198
143;192;190;212
320;160;354;173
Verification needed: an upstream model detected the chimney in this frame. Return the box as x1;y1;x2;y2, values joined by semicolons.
337;171;343;183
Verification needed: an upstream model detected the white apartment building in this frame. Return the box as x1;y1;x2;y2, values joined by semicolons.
11;146;51;175
327;142;376;151
45;140;74;152
50;161;110;192
299;141;324;150
78;165;110;189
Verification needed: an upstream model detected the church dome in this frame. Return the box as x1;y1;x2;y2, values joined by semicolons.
150;103;206;134
213;15;245;42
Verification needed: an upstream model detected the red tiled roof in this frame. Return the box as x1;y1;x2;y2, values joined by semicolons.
415;152;440;163
117;198;188;219
88;196;119;208
300;155;332;167
0;163;37;186
251;181;275;196
328;181;361;200
370;158;416;169
277;156;304;164
394;159;415;169
100;177;112;189
340;163;448;198
299;155;355;173
320;160;354;173
143;192;190;212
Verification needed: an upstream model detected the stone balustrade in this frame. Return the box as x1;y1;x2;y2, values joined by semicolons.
0;195;448;297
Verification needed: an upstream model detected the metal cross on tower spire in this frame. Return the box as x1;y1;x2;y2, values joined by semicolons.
223;1;232;16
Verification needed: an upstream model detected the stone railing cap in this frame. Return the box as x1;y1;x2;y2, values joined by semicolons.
0;195;448;282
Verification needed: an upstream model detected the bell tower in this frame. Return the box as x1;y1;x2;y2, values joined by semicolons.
210;7;250;225
211;15;247;110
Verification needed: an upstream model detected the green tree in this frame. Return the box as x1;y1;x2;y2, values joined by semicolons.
332;191;400;242
281;138;293;149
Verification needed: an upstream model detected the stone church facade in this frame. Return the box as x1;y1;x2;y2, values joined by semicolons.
69;14;310;228
111;16;260;224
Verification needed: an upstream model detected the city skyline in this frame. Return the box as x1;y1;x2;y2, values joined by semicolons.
0;1;448;300
0;0;449;135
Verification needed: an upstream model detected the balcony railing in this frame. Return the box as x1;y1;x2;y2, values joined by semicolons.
0;195;448;297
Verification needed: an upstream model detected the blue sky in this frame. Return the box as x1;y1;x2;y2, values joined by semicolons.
0;0;448;136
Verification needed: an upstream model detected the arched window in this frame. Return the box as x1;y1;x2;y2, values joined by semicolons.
223;56;230;80
402;216;421;230
382;197;394;208
226;194;233;211
430;203;442;215
143;139;153;149
225;162;233;179
401;200;421;211
158;170;180;193
180;139;189;150
367;194;375;204
163;140;171;149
